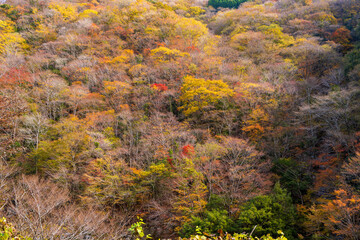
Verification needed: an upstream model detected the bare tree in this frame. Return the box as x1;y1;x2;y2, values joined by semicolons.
20;113;49;149
6;176;109;240
298;82;360;151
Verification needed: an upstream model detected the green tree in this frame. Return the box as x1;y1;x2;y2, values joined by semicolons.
236;183;297;239
272;158;312;204
344;44;360;77
208;0;248;9
180;209;234;237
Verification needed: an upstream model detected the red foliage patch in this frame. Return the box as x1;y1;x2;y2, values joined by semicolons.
182;144;195;157
0;67;32;87
151;83;168;91
167;156;175;170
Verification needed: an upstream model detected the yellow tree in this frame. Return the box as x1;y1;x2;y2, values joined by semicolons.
175;17;208;47
48;2;78;23
150;47;189;64
0;20;28;55
178;76;234;116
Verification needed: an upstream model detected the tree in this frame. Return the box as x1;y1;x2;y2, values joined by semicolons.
236;183;297;239
0;88;27;161
208;0;249;9
0;19;28;55
180;209;233;237
342;152;360;190
194;142;226;198
20;112;48;149
83;157;146;208
283;39;339;84
258;24;295;49
48;2;78;23
0;217;30;240
30;116;92;180
102;81;132;113
2;175;109;240
221;137;271;205
344;44;360;76
178;76;234;116
172;157;208;228
31;73;68;121
63;82;104;116
272;158;312;204
305;189;360;240
330;27;352;49
298;82;360;150
150;47;189;64
175;17;208;47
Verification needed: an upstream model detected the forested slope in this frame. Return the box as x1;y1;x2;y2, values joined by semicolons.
0;0;360;239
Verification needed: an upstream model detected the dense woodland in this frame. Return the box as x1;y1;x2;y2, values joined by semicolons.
0;0;360;239
208;0;248;8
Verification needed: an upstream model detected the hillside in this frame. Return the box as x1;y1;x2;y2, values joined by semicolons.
0;0;360;239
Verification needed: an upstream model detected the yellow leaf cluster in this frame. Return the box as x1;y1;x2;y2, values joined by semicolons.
150;46;189;63
258;24;295;48
103;81;132;95
175;17;208;43
49;2;78;22
79;9;99;19
188;6;205;17
179;76;234;116
0;20;16;33
0;20;28;54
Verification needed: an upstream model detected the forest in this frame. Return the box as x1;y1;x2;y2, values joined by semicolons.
208;0;248;8
0;0;360;239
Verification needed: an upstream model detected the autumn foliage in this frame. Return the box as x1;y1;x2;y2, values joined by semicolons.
0;0;360;239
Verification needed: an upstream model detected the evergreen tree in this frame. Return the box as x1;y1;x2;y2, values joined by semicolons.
208;0;248;9
236;183;297;239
